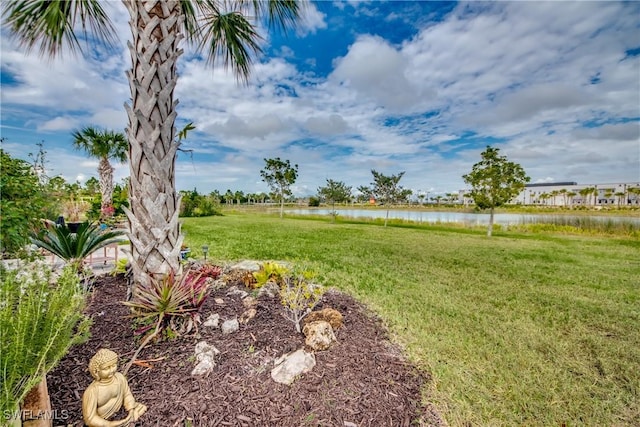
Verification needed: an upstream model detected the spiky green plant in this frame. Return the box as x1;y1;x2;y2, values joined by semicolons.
30;222;124;271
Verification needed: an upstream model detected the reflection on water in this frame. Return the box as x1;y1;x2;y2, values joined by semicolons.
284;209;640;226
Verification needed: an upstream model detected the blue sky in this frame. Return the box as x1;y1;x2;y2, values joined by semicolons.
1;1;639;198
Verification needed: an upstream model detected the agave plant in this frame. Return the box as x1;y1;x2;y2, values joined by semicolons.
30;222;124;272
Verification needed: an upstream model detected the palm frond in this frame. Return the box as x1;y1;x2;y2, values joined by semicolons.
31;222;124;268
197;10;263;83
2;0;117;58
184;0;300;83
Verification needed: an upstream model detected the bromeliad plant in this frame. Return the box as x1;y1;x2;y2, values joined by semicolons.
30;222;124;274
122;264;222;374
252;261;290;289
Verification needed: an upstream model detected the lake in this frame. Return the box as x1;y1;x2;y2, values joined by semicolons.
284;208;640;226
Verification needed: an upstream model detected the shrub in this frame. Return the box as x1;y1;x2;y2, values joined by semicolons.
0;149;48;257
252;261;290;289
279;268;325;333
0;262;91;415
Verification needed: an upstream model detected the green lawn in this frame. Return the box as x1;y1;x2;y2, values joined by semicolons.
182;212;640;426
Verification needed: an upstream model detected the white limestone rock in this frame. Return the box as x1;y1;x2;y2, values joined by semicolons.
270;349;316;385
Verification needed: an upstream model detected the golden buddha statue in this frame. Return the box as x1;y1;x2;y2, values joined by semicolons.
82;349;147;427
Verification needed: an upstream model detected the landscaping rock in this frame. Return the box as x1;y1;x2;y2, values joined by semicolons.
257;281;280;299
303;320;337;351
229;260;262;271
191;341;220;376
242;296;258;308
271;349;316;385
304;307;344;330
221;318;240;335
226;286;249;299
203;313;220;328
239;308;257;324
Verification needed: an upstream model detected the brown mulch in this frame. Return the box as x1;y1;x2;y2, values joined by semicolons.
47;270;445;427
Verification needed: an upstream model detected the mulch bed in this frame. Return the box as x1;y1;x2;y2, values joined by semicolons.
47;269;444;427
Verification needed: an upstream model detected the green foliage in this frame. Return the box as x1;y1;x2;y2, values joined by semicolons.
123;266;220;339
463;146;530;236
0;262;91;415
0;148;49;257
111;257;129;276
317;179;352;222
278;267;325;333
252;261;290;288
260;157;299;218
180;188;222;217
369;170;411;226
30;222;124;272
308;196;320;207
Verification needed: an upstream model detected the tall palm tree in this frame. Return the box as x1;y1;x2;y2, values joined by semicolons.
3;0;301;289
72;127;127;219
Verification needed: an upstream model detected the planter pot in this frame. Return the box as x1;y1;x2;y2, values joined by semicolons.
21;376;53;427
66;222;83;233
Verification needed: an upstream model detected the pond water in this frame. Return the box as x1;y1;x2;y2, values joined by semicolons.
284;208;640;226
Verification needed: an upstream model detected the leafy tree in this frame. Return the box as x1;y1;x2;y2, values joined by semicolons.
72;127;127;219
260;157;298;218
3;0;302;289
356;185;372;204
462;146;530;236
317;179;352;223
369;170;408;227
0;148;49;256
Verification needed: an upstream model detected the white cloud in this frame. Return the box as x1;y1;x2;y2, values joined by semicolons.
297;2;328;36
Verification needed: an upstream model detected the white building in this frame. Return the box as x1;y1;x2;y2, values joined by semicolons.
460;182;640;207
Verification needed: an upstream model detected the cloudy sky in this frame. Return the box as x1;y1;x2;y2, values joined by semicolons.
1;1;639;198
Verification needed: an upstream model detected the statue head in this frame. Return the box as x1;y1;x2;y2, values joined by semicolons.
88;348;119;380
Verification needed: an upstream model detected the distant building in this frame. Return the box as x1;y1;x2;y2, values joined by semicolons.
459;182;640;207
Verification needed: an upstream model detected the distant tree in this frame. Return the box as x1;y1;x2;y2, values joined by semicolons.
578;187;593;207
369;170;407;227
224;189;234;205
628;186;640;205
462;146;529;237
317;179;352;223
234;190;245;205
614;191;626;207
356;185;372;204
260;158;298;218
84;177;100;196
72;127;127;220
209;190;221;204
566;191;577;207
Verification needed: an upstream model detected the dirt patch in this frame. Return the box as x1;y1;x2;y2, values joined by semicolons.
47;272;444;426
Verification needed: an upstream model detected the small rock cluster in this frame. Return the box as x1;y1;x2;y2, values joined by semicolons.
190;261;344;385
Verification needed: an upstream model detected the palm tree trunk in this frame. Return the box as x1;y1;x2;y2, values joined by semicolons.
98;156;114;215
123;0;184;289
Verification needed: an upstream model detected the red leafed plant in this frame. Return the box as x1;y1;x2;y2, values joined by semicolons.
122;267;219;374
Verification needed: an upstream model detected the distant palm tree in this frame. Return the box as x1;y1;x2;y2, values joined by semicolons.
3;0;301;289
72;127;127;219
578;187;593;206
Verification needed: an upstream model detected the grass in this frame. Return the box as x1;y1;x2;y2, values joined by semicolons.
182;212;640;426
